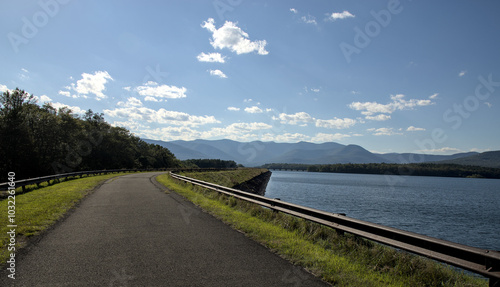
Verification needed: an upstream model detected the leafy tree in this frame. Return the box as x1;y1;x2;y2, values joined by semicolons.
0;88;182;181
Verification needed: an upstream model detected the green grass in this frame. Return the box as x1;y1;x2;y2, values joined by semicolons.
181;168;268;188
0;172;135;264
157;173;487;287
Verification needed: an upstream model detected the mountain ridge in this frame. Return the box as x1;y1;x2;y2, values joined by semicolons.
142;139;498;168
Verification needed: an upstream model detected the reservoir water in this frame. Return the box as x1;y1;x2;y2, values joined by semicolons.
265;171;500;250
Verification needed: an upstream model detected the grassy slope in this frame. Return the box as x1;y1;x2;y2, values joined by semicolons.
181;168;268;188
157;171;486;287
0;172;135;264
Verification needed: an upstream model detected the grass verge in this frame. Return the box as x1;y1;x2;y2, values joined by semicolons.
0;172;135;264
157;173;487;287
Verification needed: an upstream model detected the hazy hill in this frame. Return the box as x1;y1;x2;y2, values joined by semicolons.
434;151;500;168
143;139;485;167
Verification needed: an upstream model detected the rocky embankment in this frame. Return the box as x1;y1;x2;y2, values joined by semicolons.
233;170;272;196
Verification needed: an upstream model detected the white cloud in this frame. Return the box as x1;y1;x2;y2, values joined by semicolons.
70;71;113;100
365;114;391;121
290;8;298;14
51;102;85;114
429;93;439;99
197;52;226;63
244;98;253;103
485;102;493;108
349;94;434;120
301;15;317;25
135;81;187;100
144;96;161;102
133;122;272;142
19;68;30;81
311;133;351;143
274;112;315;125
104;106;219;127
367;127;402;136
209;69;227;78
310;88;320;93
273;133;310;142
123;86;132;91
315;118;357;129
58;90;77;98
117;97;142;107
0;84;9;93
227;107;240;111
39;95;52;102
407;126;426;132
244;106;263;113
327;11;355;21
459;70;467;77
202;18;269;55
275;112;357;129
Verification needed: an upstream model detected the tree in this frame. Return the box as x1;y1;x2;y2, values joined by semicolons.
0;88;39;179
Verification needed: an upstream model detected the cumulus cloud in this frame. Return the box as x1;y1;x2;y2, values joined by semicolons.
104;105;219;127
135;81;187;100
50;102;85;114
290;8;298;14
273;112;314;125
58;90;74;98
197;52;226;63
244;106;263;113
367;127;402;136
39;95;52;102
201;18;269;55
315;118;357;129
209;69;227;78
131;121;272;142
69;71;113;100
227;107;240;111
0;84;9;93
349;94;434;120
459;70;467;77
274;112;357;129
407;126;426;132
117;97;142;107
311;133;351;142
327;11;355;21
365;114;391;121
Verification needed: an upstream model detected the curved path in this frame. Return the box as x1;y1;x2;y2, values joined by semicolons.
2;172;328;286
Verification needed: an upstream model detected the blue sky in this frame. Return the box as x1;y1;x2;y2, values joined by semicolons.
1;0;500;154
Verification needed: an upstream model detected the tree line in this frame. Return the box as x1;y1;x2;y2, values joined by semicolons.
262;163;500;179
0;88;182;181
183;159;239;169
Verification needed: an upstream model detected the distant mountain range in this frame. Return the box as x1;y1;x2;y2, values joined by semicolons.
143;139;499;168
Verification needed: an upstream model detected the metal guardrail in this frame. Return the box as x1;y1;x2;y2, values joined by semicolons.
170;172;500;286
0;169;169;192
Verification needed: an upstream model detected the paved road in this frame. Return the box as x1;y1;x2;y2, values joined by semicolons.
2;172;328;286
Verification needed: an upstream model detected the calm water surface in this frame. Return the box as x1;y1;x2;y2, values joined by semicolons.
265;171;500;250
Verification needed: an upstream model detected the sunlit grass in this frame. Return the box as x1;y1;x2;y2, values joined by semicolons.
157;173;487;287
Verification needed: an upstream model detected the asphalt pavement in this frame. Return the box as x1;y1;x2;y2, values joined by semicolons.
1;172;329;286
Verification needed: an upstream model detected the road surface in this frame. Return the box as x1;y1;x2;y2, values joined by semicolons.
1;172;328;286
